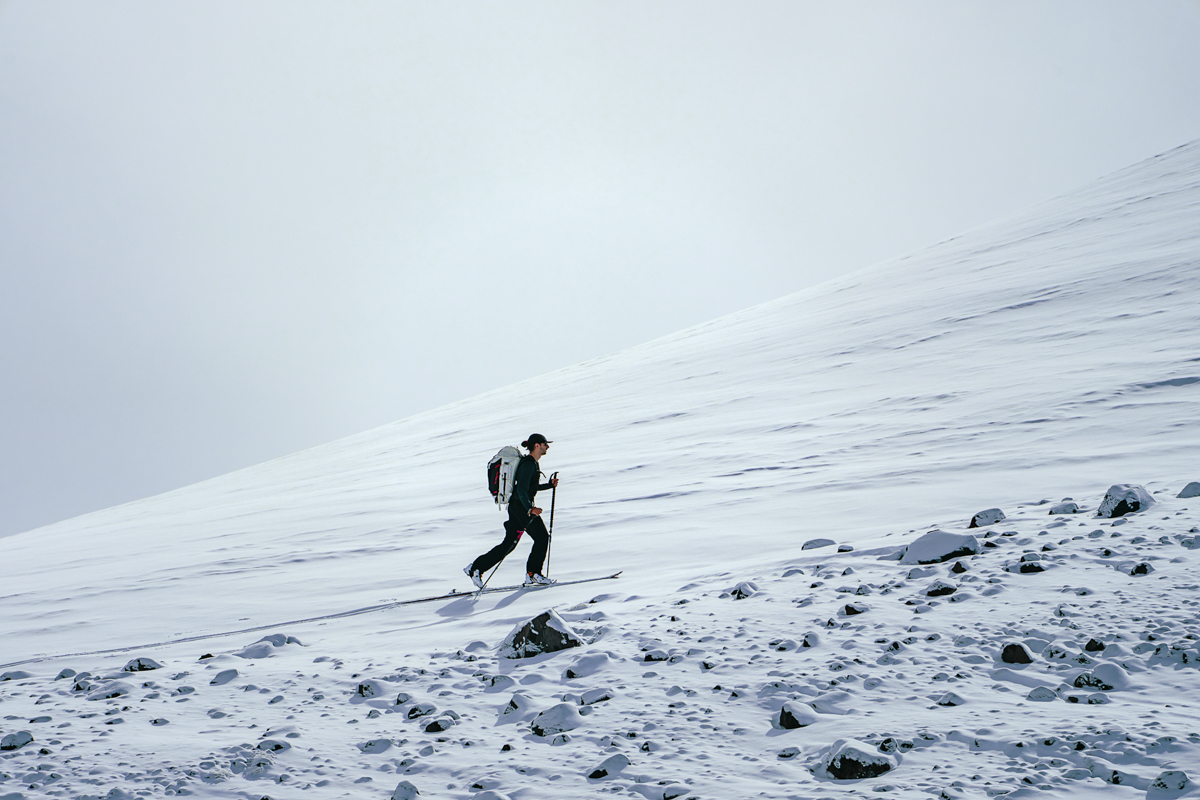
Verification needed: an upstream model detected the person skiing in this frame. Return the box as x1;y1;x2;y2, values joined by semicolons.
465;434;560;588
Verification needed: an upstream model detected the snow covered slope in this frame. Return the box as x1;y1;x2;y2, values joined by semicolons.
2;141;1199;799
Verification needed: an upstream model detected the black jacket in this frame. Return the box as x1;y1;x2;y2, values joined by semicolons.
511;455;552;513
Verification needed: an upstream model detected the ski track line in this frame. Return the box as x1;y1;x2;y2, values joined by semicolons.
0;572;621;670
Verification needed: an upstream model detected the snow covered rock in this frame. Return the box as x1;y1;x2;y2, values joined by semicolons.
1026;686;1057;701
1178;482;1200;499
0;670;33;681
498;610;584;659
969;508;1005;528
817;738;897;780
587;753;630;779
1049;502;1080;515
926;579;957;597
530;703;583;736
86;680;133;701
1151;770;1190;791
723;581;759;599
802;538;836;550
121;657;162;672
0;731;33;751
901;530;979;564
778;700;820;729
209;668;239;685
1096;484;1155;518
390;780;420;800
234;634;303;659
563;652;611;679
1073;663;1131;691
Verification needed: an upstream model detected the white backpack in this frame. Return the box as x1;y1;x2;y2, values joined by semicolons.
487;446;523;507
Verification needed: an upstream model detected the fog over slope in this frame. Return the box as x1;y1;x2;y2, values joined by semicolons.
1;138;1199;800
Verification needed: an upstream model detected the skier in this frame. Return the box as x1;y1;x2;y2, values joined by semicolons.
465;434;559;588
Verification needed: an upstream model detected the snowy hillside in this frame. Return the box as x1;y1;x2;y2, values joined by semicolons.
2;140;1200;799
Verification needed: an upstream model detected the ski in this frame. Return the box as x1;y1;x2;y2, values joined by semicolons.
464;571;622;600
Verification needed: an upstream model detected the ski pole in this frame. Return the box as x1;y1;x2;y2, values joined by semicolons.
545;472;558;577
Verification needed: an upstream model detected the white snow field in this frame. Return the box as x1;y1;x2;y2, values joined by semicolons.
3;139;1200;800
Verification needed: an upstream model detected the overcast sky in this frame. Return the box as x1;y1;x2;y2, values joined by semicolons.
2;1;1199;538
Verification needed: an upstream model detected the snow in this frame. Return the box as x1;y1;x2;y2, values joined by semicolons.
2;140;1200;798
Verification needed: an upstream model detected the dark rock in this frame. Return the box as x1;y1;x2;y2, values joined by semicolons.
1001;644;1033;664
837;544;854;552
969;508;1006;528
1018;563;1046;574
778;700;819;729
1178;482;1200;499
122;658;163;672
1;731;34;751
822;738;895;779
841;603;868;616
424;717;454;733
1096;484;1154;518
498;610;584;659
926;580;957;597
950;561;969;574
1084;639;1106;652
1129;562;1154;576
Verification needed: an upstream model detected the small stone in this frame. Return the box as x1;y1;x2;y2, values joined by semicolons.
1129;562;1154;576
1084;639;1105;652
950;561;969;574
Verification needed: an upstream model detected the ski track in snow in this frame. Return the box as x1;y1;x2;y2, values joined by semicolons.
3;142;1200;798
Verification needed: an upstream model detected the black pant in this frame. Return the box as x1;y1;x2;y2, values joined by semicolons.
472;505;550;576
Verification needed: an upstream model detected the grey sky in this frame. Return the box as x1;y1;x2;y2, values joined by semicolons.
3;1;1199;538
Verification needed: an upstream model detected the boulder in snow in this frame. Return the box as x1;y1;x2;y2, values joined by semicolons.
0;731;34;751
209;668;239;686
926;579;957;597
235;634;303;659
901;530;979;564
0;670;33;682
778;700;819;729
1096;484;1154;518
1177;482;1200;499
564;652;611;680
122;658;162;672
1049;502;1080;515
498;610;584;659
587;753;631;779
802;538;836;550
530;703;583;737
391;780;420;800
818;738;897;780
1151;770;1190;791
969;508;1005;528
724;581;758;599
1000;643;1033;664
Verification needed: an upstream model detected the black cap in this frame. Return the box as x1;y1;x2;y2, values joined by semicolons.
522;433;552;447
